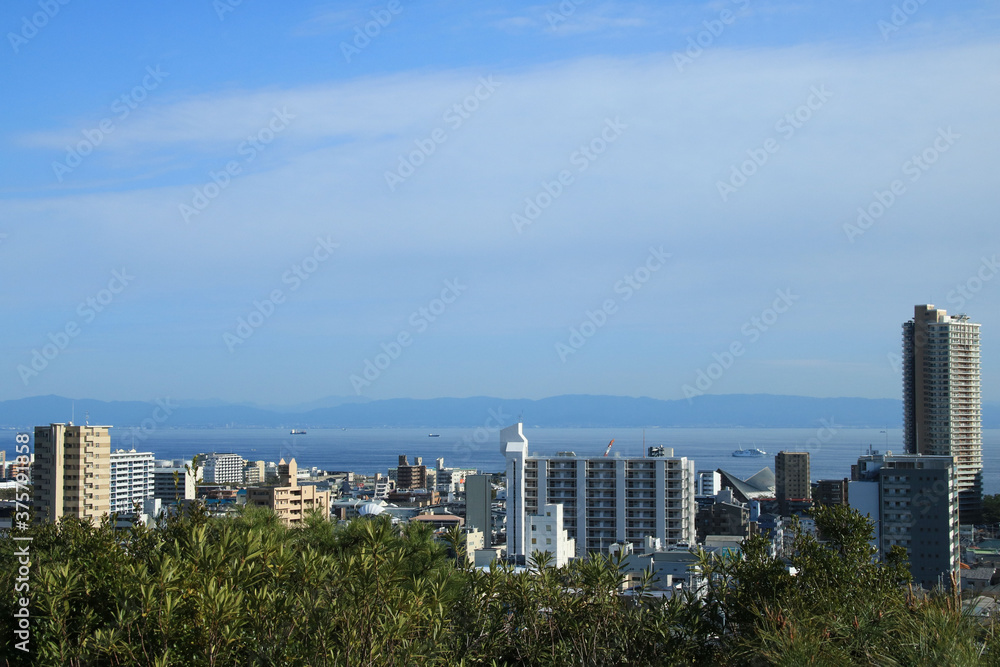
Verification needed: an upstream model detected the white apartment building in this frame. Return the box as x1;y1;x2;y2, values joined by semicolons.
528;503;576;567
502;423;696;561
109;449;155;515
695;470;722;497
199;452;246;484
435;468;478;495
372;474;394;499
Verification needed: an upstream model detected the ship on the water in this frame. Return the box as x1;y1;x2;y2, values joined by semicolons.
732;444;766;457
290;429;307;435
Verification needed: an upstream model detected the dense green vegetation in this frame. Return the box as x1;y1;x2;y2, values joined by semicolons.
983;494;1000;526
1;504;996;666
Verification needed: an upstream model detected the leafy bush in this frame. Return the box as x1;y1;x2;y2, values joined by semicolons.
0;503;994;666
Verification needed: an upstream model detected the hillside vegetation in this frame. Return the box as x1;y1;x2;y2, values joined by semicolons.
1;504;996;666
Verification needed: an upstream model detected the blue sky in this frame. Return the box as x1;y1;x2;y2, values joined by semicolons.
1;1;999;405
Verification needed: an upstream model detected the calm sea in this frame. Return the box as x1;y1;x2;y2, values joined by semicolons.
77;426;1000;495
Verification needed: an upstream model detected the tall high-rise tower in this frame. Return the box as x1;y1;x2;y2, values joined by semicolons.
902;305;982;522
32;423;111;524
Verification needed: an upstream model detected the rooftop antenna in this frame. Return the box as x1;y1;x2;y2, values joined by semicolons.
71;401;75;425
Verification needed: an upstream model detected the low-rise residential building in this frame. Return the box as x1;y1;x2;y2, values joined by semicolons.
412;512;464;530
695;470;722;497
695;489;750;543
243;460;265;485
386;489;438;507
153;459;197;503
372;473;394;499
527;502;576;567
962;567;998;592
246;458;330;525
200;453;245;484
396;455;428;491
814;478;849;507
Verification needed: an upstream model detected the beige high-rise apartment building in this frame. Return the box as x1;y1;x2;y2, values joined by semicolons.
903;304;982;522
32;423;111;524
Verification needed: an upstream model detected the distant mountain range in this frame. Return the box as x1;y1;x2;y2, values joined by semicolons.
3;393;997;430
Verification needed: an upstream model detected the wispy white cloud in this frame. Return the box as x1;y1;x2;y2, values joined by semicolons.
491;1;652;36
3;38;999;401
293;6;369;35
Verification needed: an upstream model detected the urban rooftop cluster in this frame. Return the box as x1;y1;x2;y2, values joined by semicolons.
1;305;993;596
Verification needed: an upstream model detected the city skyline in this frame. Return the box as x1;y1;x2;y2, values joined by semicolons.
2;2;999;405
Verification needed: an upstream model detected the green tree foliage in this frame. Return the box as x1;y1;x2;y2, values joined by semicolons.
701;504;996;666
0;503;995;666
983;494;1000;526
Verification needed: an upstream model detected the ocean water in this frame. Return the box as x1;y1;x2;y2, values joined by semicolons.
85;426;1000;495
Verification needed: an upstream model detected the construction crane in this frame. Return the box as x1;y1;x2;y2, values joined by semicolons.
603;439;615;457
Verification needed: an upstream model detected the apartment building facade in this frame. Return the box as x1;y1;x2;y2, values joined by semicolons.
199;452;246;484
903;304;982;522
775;451;811;514
109;449;155;514
503;423;696;561
851;452;960;589
153;459;197;502
246;458;330;525
32;423;111;524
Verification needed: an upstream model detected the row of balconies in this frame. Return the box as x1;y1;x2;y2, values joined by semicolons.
587;509;616;518
628;501;656;509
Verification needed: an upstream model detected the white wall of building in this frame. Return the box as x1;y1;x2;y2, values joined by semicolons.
109;449;155;514
200;453;245;484
528;503;576;568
